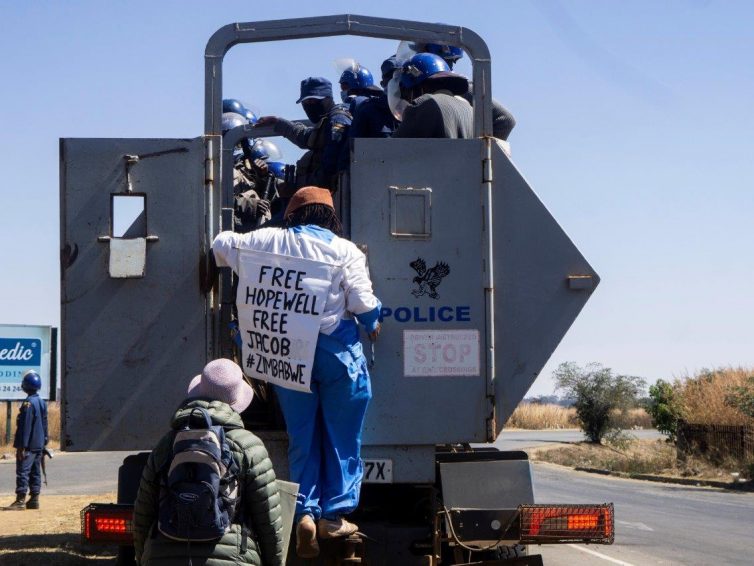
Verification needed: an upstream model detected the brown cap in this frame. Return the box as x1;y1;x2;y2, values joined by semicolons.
284;186;335;219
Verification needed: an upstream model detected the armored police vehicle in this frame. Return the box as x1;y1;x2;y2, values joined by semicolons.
61;15;611;565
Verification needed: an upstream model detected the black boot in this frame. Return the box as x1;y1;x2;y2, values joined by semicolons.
7;494;26;510
26;494;40;510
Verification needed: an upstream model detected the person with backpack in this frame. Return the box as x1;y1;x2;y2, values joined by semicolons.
133;359;285;566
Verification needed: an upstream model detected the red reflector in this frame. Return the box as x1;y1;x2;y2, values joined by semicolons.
81;503;134;544
519;504;614;544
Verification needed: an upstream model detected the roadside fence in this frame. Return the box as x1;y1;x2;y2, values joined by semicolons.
676;421;754;462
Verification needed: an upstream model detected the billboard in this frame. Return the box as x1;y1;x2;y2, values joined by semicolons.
0;325;55;400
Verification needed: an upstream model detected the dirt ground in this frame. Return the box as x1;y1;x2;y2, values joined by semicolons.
530;438;752;482
0;492;119;565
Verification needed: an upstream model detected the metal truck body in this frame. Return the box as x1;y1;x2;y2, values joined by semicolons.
62;16;607;564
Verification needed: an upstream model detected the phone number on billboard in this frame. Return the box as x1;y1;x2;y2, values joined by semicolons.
0;385;22;393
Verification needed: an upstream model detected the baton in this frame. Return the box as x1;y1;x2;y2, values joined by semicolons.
42;448;54;486
254;175;276;228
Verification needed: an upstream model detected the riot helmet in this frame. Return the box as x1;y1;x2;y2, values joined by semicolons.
21;370;42;394
221;112;247;134
340;65;374;90
243;108;259;125
223;98;246;115
399;53;451;90
266;161;287;179
249;139;283;161
338;60;382;103
424;43;464;68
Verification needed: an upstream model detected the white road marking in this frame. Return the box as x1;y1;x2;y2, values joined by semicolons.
617;520;654;531
566;544;637;565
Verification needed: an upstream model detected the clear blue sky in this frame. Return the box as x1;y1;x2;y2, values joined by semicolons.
2;1;753;396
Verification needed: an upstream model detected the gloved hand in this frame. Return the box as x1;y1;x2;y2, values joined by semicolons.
255;116;279;126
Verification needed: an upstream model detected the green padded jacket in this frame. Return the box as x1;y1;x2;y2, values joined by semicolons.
133;399;285;566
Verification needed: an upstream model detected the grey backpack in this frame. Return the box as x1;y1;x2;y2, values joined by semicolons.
157;408;241;541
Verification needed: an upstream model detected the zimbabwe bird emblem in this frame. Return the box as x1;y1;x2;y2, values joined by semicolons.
410;257;450;300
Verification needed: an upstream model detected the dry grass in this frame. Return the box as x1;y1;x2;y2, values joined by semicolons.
505;403;576;429
505;403;652;430
532;439;751;480
0;492;118;565
677;367;754;425
0;402;60;452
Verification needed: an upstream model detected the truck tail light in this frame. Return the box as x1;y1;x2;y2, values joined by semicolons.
519;503;614;544
81;503;134;544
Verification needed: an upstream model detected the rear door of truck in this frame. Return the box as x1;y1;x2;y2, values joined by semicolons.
60;137;208;450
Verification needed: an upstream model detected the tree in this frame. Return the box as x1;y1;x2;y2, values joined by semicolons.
553;362;646;444
646;379;682;442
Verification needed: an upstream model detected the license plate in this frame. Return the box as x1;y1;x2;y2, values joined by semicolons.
363;458;393;483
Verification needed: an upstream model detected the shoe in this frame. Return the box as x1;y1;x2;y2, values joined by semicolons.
6;494;26;510
296;515;320;558
318;517;358;539
26;494;39;510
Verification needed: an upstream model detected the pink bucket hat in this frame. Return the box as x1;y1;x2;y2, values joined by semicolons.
187;359;254;413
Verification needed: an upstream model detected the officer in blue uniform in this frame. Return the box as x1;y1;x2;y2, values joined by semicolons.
257;77;351;192
342;63;398;139
7;370;48;510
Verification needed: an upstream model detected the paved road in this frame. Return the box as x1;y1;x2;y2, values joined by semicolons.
0;429;661;496
0;450;137;496
533;463;754;566
4;430;751;565
490;428;663;451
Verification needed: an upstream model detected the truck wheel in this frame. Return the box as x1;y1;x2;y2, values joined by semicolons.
493;544;528;559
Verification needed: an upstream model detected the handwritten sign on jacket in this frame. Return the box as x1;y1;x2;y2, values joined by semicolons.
236;249;334;393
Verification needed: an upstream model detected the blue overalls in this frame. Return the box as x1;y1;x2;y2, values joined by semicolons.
273;226;380;521
14;393;48;496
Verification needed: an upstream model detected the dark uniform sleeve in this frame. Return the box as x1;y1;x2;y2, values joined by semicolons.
13;400;34;449
273;118;314;150
321;108;351;182
243;439;285;566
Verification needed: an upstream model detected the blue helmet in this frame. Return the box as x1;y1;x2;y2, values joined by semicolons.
223;98;246;115
399;53;451;90
267;161;287;179
339;65;374;91
249;139;283;161
21;370;41;393
243;108;258;125
424;43;464;65
222;112;247;134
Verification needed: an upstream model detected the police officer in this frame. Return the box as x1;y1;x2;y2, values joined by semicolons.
233;139;286;233
7;370;48;510
392;53;474;139
257;77;351;192
343;63;399;138
418;42;516;140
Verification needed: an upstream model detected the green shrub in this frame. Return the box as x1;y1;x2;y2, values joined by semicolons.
725;375;754;419
554;362;646;444
646;379;682;441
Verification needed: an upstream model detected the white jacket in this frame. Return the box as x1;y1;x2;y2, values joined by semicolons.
212;225;380;337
